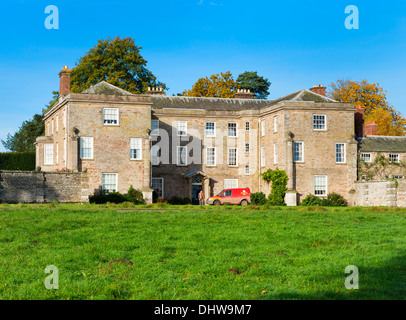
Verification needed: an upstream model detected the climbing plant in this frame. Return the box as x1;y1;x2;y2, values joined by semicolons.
261;168;288;206
359;153;406;180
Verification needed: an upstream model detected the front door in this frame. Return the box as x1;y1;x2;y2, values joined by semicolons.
191;185;203;205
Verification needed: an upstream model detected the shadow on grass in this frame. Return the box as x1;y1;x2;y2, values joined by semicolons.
268;251;406;300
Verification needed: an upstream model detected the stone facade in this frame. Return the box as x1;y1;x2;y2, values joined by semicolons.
0;171;89;203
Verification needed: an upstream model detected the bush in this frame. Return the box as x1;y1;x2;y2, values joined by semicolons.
301;194;323;206
89;185;145;205
0;152;36;171
326;193;347;207
167;196;191;205
251;192;268;205
261;168;288;206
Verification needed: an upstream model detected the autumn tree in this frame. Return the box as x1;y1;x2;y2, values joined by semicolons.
70;36;166;94
183;71;239;98
329;79;406;136
237;71;271;99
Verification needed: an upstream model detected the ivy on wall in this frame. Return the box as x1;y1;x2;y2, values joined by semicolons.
261;168;288;206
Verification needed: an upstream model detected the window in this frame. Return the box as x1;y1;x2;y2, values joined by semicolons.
47;123;50;136
336;143;346;163
103;108;119;125
261;147;266;167
151;120;159;136
228;148;238;166
55;142;59;164
44;144;53;165
389;154;400;163
228;123;237;137
80;137;93;159
51;120;54;134
360;153;372;162
314;175;327;196
177;121;187;137
152;178;164;199
274;116;278;133
56;115;59;132
294;142;304;162
224;179;238;189
394;175;404;179
245;143;250;154
261;120;265;136
245;121;250;131
206;147;216;166
361;175;367;181
313;114;326;130
63;108;67;128
274;143;278;164
177;146;187;166
130;138;142;160
245;165;250;175
102;173;117;194
205;122;216;137
151;145;160;166
222;190;232;197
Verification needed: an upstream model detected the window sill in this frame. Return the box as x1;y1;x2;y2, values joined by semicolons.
130;159;143;161
81;158;94;161
103;124;120;126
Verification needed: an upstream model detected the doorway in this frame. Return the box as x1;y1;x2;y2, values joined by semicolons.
191;176;203;205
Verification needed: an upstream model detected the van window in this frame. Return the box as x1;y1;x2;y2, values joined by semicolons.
222;190;232;197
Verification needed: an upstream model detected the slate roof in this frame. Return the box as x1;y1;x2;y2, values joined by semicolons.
358;136;406;152
82;81;134;96
266;89;337;107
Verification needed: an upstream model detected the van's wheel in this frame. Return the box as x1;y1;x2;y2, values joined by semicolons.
213;200;221;206
240;200;248;206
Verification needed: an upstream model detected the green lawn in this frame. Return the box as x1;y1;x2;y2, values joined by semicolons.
0;203;406;300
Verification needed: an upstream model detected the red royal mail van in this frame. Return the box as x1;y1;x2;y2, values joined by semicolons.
206;188;251;206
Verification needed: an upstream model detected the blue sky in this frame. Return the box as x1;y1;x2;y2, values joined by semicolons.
1;0;406;151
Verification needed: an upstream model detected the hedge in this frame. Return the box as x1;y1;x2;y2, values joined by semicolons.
0;152;36;171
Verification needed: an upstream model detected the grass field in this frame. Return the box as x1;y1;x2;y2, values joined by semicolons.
0;203;406;300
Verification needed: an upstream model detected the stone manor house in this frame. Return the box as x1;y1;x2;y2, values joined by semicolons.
34;66;406;206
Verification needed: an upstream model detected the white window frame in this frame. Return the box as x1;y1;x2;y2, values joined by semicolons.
177;146;188;166
314;175;327;196
51;119;54;134
55;142;59;164
313;114;327;131
103;108;119;126
261;147;266;167
273;143;278;164
177;121;187;137
274;116;278;133
56;115;59;132
102;173;118;194
228;147;238;166
151;120;159;136
245;143;250;154
152;178;164;199
245;121;250;131
228;123;238;138
224;179;238;189
294;141;304;163
261;120;265;137
130;138;142;160
335;143;346;164
206;147;216;167
44;144;53;165
205;122;216;137
389;154;400;163
245;165;250;175
80;137;94;160
360;153;372;163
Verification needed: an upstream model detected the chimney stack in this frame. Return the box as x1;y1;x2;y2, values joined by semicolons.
235;88;255;99
309;84;326;97
59;66;72;96
364;121;378;136
147;87;166;96
354;103;365;138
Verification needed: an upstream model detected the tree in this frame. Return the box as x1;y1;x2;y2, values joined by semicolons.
237;71;271;99
70;36;166;94
329;79;406;136
183;71;239;98
42;91;60;115
1;114;44;152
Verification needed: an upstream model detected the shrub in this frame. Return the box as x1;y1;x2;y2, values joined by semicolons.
301;194;323;206
168;197;191;205
261;168;288;206
89;186;145;205
251;192;268;206
156;198;169;204
326;193;347;207
0;152;36;171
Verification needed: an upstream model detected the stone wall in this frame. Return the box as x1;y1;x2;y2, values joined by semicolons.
350;180;406;207
0;171;89;203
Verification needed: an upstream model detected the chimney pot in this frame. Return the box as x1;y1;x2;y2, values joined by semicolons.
309;84;326;97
